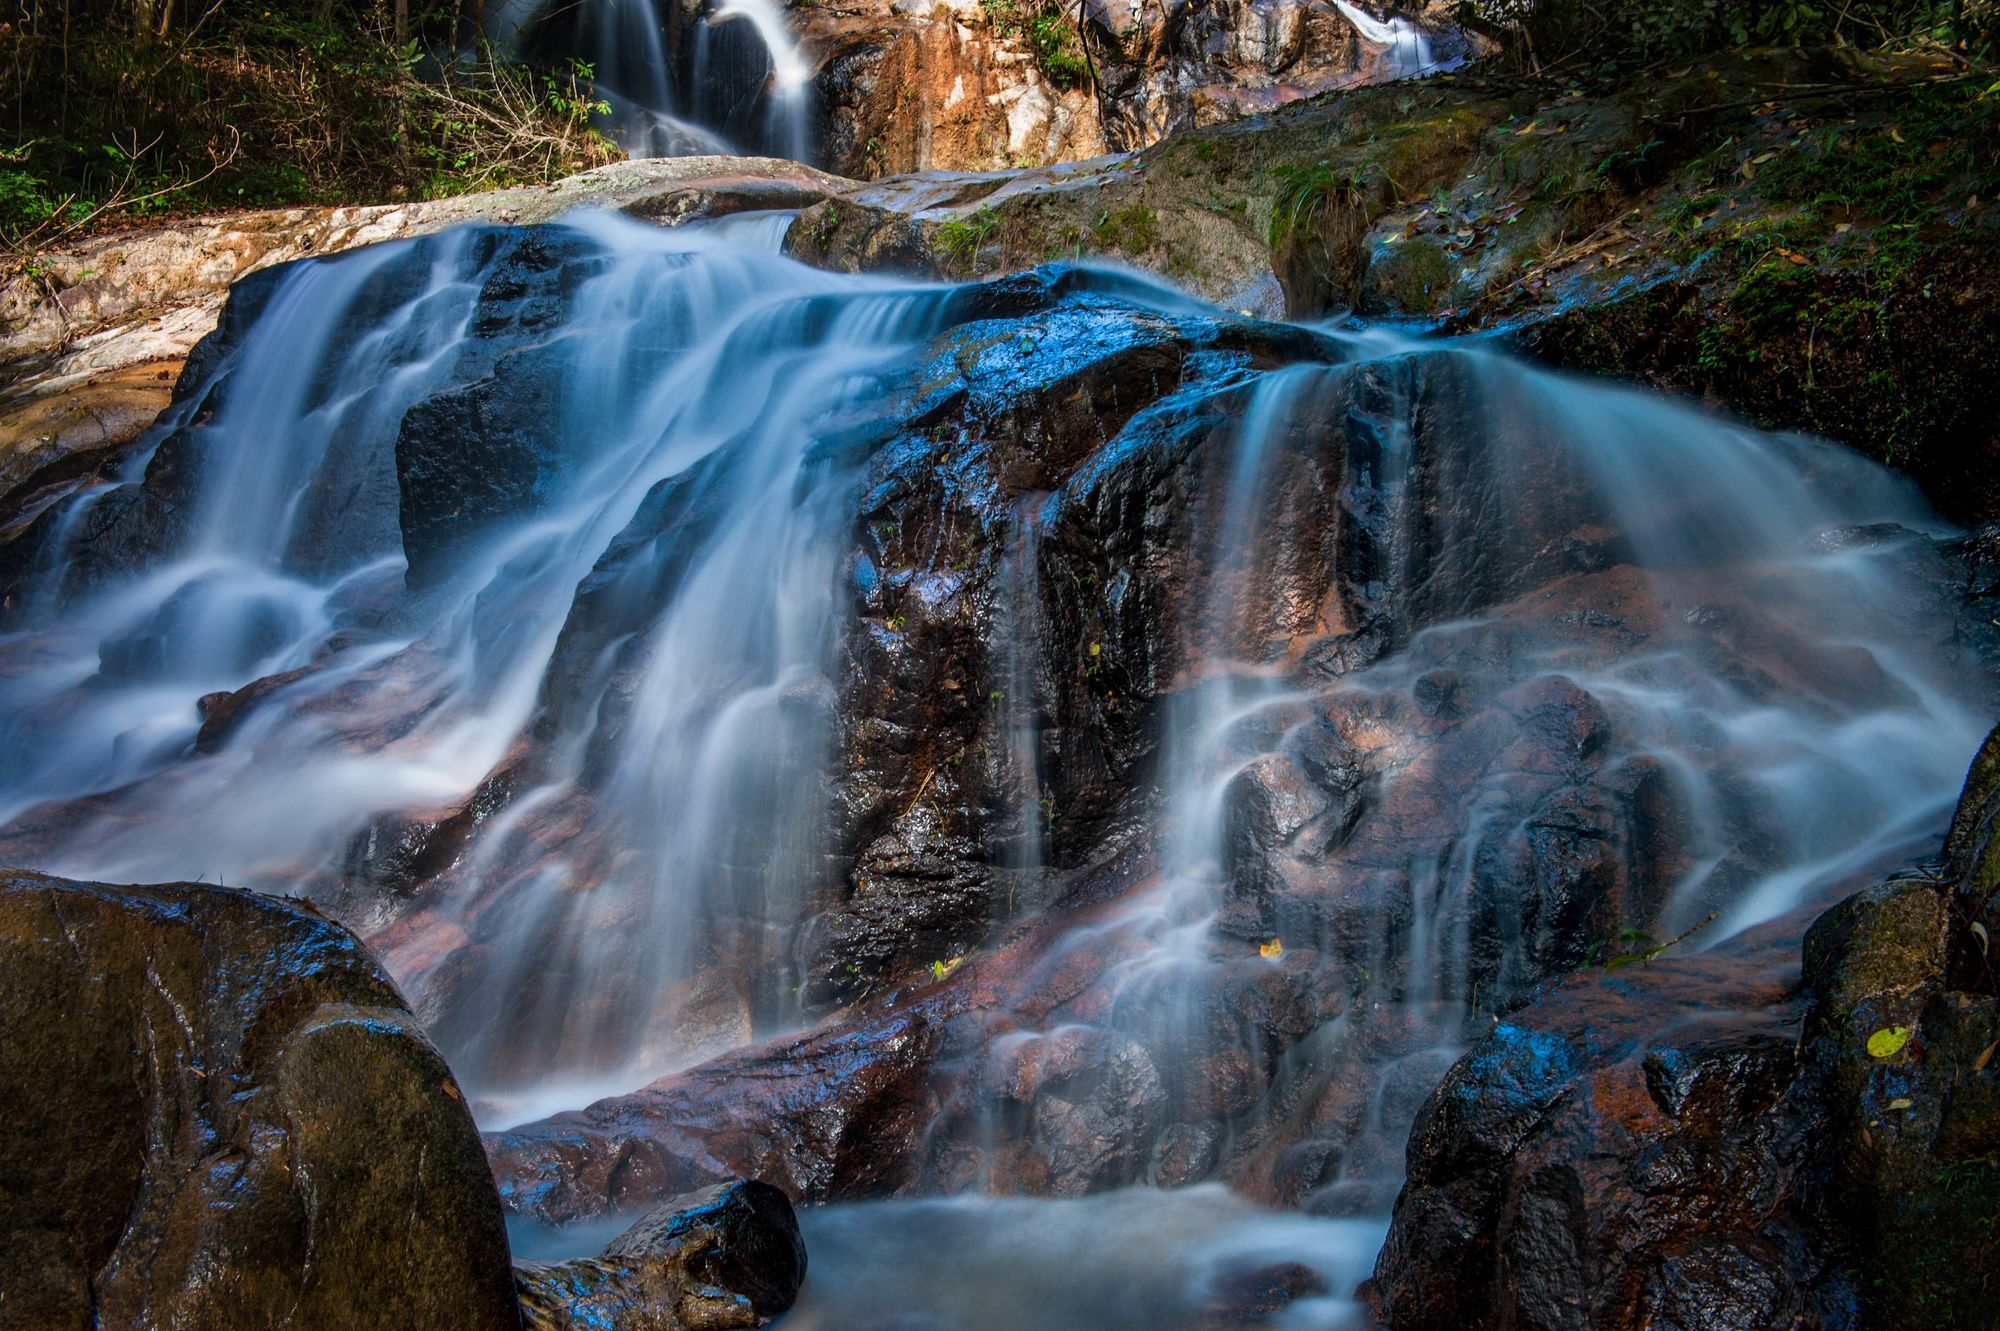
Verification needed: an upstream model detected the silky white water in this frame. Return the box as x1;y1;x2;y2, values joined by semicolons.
491;0;813;160
0;211;1989;1321
1330;0;1437;79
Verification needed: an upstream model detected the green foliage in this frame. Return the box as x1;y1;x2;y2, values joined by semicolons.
982;0;1092;89
1754;81;2000;218
0;1;618;249
1497;0;2000;70
1267;159;1384;248
933;207;1002;273
1584;913;1715;969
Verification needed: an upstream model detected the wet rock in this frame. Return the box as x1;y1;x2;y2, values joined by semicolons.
194;664;321;752
489;1004;945;1223
1367;934;1853;1331
1800;872;2000;1331
516;1179;806;1331
1193;1260;1331;1328
806;822;996;1004
990;1023;1167;1194
0;868;519;1331
1373;728;2000;1331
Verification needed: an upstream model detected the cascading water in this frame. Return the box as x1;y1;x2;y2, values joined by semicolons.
703;0;814;163
0;209;1990;1325
1329;1;1437;79
491;0;814;161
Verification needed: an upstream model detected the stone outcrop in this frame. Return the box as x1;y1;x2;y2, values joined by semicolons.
1367;724;2000;1331
787;49;2000;523
0;868;522;1331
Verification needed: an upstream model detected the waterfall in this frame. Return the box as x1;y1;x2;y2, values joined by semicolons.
1330;0;1436;79
0;213;1988;1319
492;0;815;162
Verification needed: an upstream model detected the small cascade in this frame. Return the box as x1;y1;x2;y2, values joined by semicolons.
995;503;1051;914
705;0;814;163
492;0;814;162
1330;0;1437;79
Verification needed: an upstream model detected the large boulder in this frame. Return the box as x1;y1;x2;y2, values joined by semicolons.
0;868;522;1331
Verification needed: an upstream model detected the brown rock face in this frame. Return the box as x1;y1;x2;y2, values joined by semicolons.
0;868;521;1331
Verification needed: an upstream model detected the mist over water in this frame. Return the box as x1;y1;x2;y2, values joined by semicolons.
0;209;1987;1319
783;1188;1387;1330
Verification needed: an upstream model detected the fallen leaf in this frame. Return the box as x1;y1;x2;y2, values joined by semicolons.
1974;920;1990;954
1867;1025;1913;1059
1890;127;1906;143
1887;1097;1914;1111
1260;938;1284;960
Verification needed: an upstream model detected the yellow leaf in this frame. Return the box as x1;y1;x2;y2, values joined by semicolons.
1260;938;1284;960
1975;1039;1998;1071
1890;127;1906;143
1089;642;1102;656
1867;1025;1912;1059
1887;1097;1914;1111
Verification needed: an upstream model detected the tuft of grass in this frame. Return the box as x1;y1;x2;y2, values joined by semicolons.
981;0;1092;90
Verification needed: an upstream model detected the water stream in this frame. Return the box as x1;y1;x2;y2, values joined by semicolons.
1329;1;1437;79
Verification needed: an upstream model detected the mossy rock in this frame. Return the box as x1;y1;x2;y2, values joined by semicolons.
1360;237;1460;317
1802;879;1950;1037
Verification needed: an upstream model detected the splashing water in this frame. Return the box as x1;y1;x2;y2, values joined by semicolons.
698;0;814;164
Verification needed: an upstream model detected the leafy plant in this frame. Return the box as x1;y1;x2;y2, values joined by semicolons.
981;0;1092;90
1584;913;1716;970
933;207;1002;274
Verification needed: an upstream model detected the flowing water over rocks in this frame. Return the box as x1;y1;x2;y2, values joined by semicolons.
0;202;1994;1326
487;0;1476;175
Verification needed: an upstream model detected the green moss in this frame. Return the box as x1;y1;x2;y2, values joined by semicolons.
1367;239;1456;314
1756;81;2000;218
1091;204;1161;254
